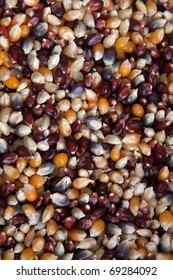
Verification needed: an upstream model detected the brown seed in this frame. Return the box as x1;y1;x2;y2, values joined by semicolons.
89;219;105;237
68;228;87;241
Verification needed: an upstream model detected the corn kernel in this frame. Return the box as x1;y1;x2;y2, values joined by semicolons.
159;210;173;231
110;147;120;161
20;25;30;38
123;41;136;53
29;174;46;189
119;60;131;77
64;109;77;124
24;184;38;202
115;37;129;51
53;153;68;168
0;51;6;65
150;29;164;44
20;248;35;260
132;104;145;117
4;75;19;89
98;98;109;114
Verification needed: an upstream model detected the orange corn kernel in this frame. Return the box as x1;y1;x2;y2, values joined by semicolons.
29;174;46;189
4;75;19;89
24;184;38;202
20;25;30;38
53;153;68;168
132;104;145;117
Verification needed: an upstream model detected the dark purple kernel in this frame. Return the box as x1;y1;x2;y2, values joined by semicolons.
86;33;102;46
31;83;44;94
89;0;103;12
116;208;134;221
66;137;78;154
96;82;110;96
0;153;18;165
12;214;28;226
156;82;168;94
54;68;65;84
154;144;166;161
135;216;152;228
155;181;168;197
71;81;84;96
102;249;114;260
126;119;143;132
43;104;58;117
116;85;130;101
78;137;90;155
51;2;64;17
129;19;142;31
22;108;34;126
91;208;106;219
95;183;108;196
15;146;32;158
25;94;36;108
0;182;15;198
63;216;76;230
78;157;95;170
42;149;57;161
162;62;173;73
76;218;92;230
3;237;16;249
138;83;152;96
32;105;44;117
134;44;146;58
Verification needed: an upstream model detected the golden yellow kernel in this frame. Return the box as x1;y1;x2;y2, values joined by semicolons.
119;60;131;77
132;104;145;117
0;51;6;65
115;37;129;51
98;98;109;114
24;184;38;202
40;253;57;260
64;109;77;124
110;147;120;161
53;153;68;168
68;228;86;241
123;41;136;53
20;25;30;38
159;210;173;231
149;28;164;44
29;174;46;189
20;248;35;260
4;75;19;89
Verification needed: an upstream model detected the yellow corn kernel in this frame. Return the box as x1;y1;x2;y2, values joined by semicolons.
110;147;120;161
119;60;131;77
159;210;173;231
149;28;164;44
24;184;38;202
29;174;46;189
20;248;35;260
98;98;109;114
132;103;145;117
4;75;20;89
20;25;30;38
115;37;129;51
0;51;6;65
53;153;68;168
123;41;136;53
89;219;105;237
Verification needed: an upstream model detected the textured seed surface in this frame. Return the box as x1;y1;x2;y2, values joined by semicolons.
0;0;173;261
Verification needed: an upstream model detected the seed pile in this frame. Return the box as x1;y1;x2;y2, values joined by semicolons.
0;0;173;260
